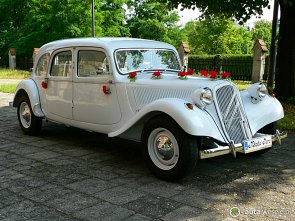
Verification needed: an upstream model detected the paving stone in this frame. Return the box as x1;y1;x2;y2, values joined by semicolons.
28;139;60;148
46;192;100;214
138;180;186;198
109;173;157;188
5;144;44;155
125;195;182;219
161;206;203;221
124;213;153;221
66;178;116;195
0;200;39;220
25;150;62;160
172;188;225;210
20;184;73;203
7;177;47;193
73;202;135;221
0;189;24;207
95;186;145;205
43;156;77;166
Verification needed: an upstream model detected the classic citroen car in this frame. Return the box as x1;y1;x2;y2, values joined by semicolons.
14;38;287;180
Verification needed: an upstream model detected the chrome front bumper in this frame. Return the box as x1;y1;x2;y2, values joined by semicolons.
199;130;288;159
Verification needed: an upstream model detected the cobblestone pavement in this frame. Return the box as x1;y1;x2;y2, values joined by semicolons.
0;94;294;221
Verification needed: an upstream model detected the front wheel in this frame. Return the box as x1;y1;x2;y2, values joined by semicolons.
17;95;42;135
142;116;198;181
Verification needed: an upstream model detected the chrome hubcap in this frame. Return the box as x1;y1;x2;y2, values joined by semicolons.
148;128;179;170
19;102;31;129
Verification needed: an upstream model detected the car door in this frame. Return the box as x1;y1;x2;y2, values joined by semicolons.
44;49;73;120
72;48;121;125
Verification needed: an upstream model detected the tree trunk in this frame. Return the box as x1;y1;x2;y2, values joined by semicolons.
275;1;295;97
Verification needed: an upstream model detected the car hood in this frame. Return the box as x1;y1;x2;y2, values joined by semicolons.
124;74;234;109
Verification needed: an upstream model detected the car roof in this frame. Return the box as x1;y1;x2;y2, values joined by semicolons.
38;37;176;55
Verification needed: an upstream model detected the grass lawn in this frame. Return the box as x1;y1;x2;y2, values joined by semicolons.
0;84;17;93
0;69;31;79
233;80;252;91
279;103;295;131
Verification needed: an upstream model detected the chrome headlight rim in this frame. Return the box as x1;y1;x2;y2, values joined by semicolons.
247;82;268;102
200;88;213;106
191;87;214;109
258;83;268;98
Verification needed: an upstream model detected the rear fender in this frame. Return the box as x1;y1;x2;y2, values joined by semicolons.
13;79;44;117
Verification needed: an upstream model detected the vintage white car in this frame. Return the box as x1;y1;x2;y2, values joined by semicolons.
14;38;287;180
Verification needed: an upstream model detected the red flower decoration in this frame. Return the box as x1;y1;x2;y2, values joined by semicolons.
128;71;137;82
153;71;161;77
200;70;208;77
186;69;195;75
102;85;111;94
41;81;47;89
209;71;218;79
129;72;137;78
151;71;162;80
178;71;187;77
222;72;231;78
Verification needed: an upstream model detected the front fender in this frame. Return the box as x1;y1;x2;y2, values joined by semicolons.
241;91;284;134
13;79;44;117
109;98;225;142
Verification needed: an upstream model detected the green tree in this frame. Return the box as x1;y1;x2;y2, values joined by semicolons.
0;0;131;59
162;0;295;98
0;0;93;56
251;20;272;50
126;0;185;47
96;0;130;37
184;16;252;55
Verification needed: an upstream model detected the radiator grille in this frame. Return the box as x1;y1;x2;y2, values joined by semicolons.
216;85;247;144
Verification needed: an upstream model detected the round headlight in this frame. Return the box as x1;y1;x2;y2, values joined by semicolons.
200;88;213;106
258;84;267;98
247;82;268;101
191;87;213;108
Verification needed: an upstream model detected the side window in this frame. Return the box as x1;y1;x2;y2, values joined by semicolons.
36;53;50;76
50;51;72;77
78;50;109;77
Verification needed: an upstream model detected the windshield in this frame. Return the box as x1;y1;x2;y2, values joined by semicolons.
115;49;181;74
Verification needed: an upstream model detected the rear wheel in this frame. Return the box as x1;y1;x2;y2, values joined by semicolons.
142;116;198;181
17;95;42;135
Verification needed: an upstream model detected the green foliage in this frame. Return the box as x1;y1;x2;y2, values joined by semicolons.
162;0;270;23
96;0;130;37
126;0;184;47
0;0;93;57
251;20;272;50
0;0;130;60
183;16;252;55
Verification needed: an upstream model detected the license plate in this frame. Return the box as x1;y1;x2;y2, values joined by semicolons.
243;135;272;153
